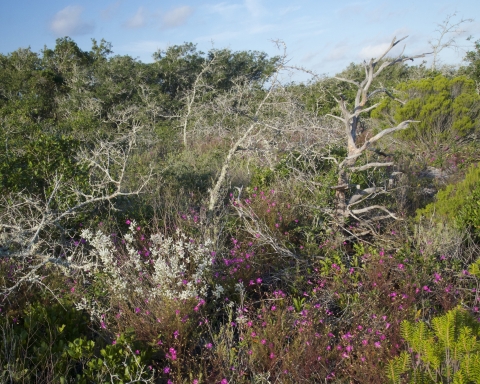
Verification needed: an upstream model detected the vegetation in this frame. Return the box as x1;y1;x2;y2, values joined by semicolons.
1;31;480;383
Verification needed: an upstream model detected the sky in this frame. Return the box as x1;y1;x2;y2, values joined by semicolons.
1;0;479;82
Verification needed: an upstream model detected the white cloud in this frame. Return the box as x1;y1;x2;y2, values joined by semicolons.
161;6;193;29
358;42;391;60
245;0;265;18
302;50;321;63
124;6;147;29
336;1;369;17
101;1;122;20
207;2;242;17
279;6;301;16
325;43;349;62
50;6;94;36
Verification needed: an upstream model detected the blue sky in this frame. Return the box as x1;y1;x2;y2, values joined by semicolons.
1;0;479;81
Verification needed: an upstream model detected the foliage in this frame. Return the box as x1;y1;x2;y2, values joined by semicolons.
462;39;480;83
0;300;90;383
2;34;480;384
387;307;480;383
417;164;480;240
372;75;480;144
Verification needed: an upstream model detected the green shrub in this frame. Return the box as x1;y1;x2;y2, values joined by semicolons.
416;164;480;240
387;307;480;384
0;301;90;383
73;333;154;384
373;75;480;142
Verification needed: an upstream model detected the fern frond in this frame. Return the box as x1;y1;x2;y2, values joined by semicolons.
387;351;411;384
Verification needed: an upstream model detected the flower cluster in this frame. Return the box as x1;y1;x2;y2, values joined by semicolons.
79;221;221;304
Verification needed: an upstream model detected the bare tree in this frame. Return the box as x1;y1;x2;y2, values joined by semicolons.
327;36;429;232
429;12;474;71
188;43;342;237
0;116;151;297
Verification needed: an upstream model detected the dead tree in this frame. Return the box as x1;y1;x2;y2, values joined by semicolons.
0;116;151;298
327;36;429;232
429;12;473;71
200;43;341;238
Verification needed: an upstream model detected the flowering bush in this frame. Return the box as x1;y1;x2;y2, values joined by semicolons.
77;221;221;308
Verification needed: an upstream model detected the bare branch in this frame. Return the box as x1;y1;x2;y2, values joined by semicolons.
429;12;474;70
334;76;360;86
0;123;151;297
358;120;418;151
350;162;394;172
349;205;399;219
326;113;347;123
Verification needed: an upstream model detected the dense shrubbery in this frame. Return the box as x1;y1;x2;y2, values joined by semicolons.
1;34;480;383
417;164;480;240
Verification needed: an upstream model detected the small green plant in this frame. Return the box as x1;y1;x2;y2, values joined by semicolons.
387;307;480;383
76;333;154;384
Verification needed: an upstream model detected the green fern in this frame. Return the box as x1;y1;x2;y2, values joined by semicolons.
386;351;411;383
388;307;480;384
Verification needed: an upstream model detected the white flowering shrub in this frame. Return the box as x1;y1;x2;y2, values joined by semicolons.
78;221;221;307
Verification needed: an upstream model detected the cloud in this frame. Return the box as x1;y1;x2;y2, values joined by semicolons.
124;6;147;29
161;6;193;29
325;43;349;62
207;2;242;17
358;42;391;60
50;6;94;36
245;0;265;18
301;50;322;63
336;1;369;17
101;1;122;20
279;6;301;16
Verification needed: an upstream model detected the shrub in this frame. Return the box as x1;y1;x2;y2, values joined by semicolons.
416;164;480;240
387;307;480;383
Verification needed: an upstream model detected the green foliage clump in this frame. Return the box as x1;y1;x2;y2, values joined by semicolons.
387;307;480;384
0;301;90;382
417;164;480;240
372;75;480;143
462;39;480;83
71;333;153;384
0;300;153;383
